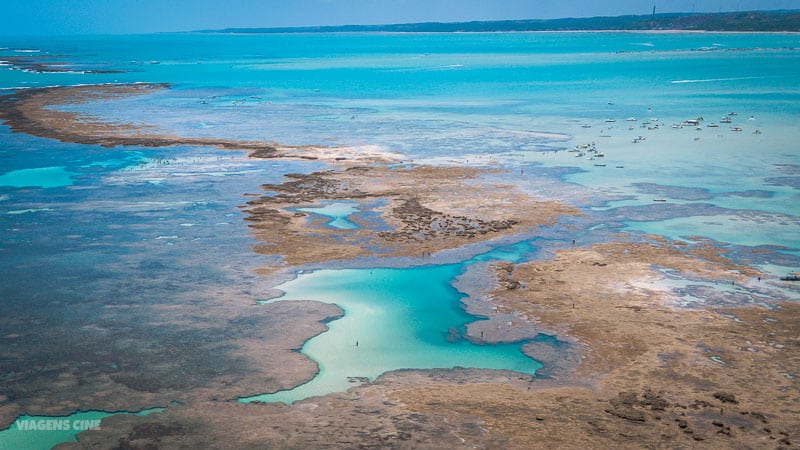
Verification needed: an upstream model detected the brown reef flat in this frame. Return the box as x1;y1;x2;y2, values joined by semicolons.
243;165;578;267
0;83;398;163
0;294;344;432
0;83;797;449
392;242;799;449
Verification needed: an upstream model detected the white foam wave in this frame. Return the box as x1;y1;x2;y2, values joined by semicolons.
669;76;766;84
6;208;53;215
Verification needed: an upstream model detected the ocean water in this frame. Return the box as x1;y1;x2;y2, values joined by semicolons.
1;32;799;447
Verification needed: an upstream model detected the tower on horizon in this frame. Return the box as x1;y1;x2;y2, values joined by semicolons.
651;3;656;29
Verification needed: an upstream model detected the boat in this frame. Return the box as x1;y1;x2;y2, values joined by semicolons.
653;198;667;202
720;117;732;124
605;119;616;123
581;124;592;128
594;163;606;167
595;152;605;157
707;123;719;128
731;127;743;132
627;117;637;122
780;273;800;281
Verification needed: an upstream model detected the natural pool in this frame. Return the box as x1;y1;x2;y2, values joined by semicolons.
0;408;162;450
297;202;360;230
241;245;542;405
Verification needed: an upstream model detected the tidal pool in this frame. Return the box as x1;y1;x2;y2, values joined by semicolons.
297;202;360;230
0;408;163;450
241;259;541;405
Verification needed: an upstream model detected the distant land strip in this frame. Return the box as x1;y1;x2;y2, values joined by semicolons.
199;10;800;33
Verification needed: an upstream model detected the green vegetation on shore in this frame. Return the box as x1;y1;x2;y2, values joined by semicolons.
202;10;800;34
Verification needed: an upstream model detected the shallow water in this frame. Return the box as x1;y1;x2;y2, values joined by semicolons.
0;166;76;188
0;408;162;450
1;31;799;445
242;260;542;404
4;32;795;255
297;202;360;229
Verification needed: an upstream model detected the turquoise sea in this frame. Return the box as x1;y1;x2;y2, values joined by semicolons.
1;32;799;447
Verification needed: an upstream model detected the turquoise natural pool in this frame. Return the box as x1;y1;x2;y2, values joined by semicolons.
297;202;360;230
240;257;541;405
0;166;76;188
0;408;162;450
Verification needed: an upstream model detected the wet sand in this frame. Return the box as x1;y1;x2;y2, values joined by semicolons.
0;84;399;164
1;84;798;449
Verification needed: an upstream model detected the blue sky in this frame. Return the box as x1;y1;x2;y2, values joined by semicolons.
1;0;799;35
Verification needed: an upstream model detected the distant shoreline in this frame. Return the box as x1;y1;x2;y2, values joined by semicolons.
197;10;800;34
195;29;800;36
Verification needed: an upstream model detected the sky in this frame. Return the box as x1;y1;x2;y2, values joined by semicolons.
1;0;799;35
